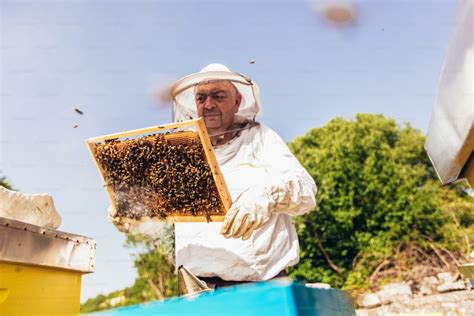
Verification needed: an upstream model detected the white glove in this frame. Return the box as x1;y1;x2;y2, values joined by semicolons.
220;189;275;240
107;205;167;237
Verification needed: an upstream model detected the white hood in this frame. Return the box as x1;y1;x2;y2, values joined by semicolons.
171;64;263;123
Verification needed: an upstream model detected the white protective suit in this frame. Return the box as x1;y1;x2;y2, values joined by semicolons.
170;64;317;281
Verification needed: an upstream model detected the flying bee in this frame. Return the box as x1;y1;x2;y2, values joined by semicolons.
74;107;84;115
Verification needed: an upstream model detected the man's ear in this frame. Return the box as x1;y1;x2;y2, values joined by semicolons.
234;93;242;113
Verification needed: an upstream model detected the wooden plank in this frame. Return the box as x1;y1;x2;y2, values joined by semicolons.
82;280;357;315
115;215;225;225
459;263;474;279
166;215;225;222
85;141;117;209
195;118;232;213
85;119;200;143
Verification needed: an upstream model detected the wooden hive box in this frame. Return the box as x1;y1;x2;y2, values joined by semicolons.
0;217;96;315
85;118;231;223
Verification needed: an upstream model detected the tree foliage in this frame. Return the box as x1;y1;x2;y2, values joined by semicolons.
288;114;472;290
0;173;12;189
81;226;177;313
124;226;178;300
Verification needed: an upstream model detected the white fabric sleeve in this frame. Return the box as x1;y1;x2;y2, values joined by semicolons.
258;126;317;216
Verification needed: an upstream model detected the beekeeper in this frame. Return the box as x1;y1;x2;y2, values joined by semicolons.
110;64;317;286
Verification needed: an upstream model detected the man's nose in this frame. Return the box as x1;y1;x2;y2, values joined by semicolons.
203;96;216;109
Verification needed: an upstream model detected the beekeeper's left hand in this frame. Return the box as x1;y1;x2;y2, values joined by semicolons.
220;188;275;240
107;205;168;237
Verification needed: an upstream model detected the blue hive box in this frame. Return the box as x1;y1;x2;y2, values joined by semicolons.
88;279;355;316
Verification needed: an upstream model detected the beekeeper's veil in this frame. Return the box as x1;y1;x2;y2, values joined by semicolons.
171;64;262;124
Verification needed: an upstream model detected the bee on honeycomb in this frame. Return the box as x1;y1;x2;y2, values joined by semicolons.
94;132;222;221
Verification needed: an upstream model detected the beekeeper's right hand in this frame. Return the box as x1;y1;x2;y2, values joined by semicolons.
220;188;275;240
107;205;167;236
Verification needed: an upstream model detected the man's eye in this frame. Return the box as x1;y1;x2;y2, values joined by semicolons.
196;95;206;103
214;94;226;100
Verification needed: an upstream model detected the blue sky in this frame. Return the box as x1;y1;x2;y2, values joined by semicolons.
1;0;458;301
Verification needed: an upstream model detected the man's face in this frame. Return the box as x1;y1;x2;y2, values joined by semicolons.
195;81;241;132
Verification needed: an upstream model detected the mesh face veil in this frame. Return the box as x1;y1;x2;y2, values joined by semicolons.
171;64;263;127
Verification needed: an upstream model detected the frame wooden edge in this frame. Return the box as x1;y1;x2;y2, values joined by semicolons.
166;215;225;222
84;140;117;211
114;215;225;224
85;118;202;143
195;118;233;212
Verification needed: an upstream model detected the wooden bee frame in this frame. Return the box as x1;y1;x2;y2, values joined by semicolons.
85;118;231;223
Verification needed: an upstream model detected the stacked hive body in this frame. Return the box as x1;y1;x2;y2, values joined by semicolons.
87;279;356;316
86;118;231;223
0;217;96;315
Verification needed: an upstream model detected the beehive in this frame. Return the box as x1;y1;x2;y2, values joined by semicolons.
85;118;231;222
0;217;96;315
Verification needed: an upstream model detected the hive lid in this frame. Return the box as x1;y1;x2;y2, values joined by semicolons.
0;217;96;273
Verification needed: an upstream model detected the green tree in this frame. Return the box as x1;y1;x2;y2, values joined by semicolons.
0;173;12;189
288;114;471;290
81;226;177;313
80;294;108;313
124;226;178;301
